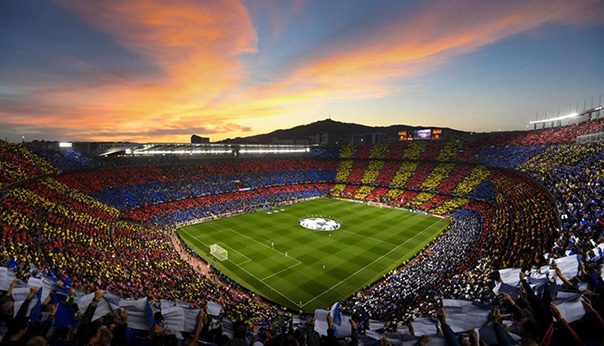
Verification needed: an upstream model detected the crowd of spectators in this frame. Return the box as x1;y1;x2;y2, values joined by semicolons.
342;209;485;321
123;184;334;227
0;176;277;329
57;160;337;211
26;146;107;172
1;116;603;345
0;141;58;188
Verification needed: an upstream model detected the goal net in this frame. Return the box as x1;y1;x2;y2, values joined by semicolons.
210;244;228;261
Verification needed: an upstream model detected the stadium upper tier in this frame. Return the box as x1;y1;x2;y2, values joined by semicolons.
0;118;603;325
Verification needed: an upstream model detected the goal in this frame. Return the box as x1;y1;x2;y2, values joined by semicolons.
210;244;228;261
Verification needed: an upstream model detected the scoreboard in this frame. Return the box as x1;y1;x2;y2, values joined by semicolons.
398;130;412;141
398;128;443;141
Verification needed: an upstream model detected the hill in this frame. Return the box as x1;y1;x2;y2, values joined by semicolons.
218;119;470;145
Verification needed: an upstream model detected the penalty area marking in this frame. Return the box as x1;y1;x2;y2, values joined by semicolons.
300;218;447;308
182;229;252;264
180;228;300;307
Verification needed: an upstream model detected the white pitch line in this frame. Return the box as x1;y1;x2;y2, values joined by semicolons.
262;262;302;281
220;244;252;264
193;227;233;238
301;218;446;308
224;228;302;265
227;258;301;308
186;228;302;306
182;228;252;265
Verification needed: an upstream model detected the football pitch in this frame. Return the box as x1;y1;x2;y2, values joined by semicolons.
178;198;449;312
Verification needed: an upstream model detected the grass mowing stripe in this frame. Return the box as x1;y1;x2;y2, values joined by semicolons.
299;218;446;308
178;198;449;312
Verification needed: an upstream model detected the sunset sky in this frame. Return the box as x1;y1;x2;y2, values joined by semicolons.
1;0;603;143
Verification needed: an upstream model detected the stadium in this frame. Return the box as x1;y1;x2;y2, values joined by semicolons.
2;115;604;344
1;1;604;345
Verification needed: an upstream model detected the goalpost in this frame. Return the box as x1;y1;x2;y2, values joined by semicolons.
210;244;228;261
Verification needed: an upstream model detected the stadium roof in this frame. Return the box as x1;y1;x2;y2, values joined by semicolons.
100;143;313;157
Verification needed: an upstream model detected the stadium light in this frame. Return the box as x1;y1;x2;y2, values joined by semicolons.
134;149;232;155
529;112;579;124
59;142;72;148
239;148;310;154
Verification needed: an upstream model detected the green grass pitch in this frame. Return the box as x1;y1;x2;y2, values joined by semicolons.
178;198;449;313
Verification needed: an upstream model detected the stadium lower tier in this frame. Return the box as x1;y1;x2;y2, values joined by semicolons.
0;143;569;325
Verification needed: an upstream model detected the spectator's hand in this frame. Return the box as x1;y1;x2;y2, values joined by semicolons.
120;308;128;323
418;335;430;346
196;309;204;326
326;313;333;328
491;308;501;323
407;321;415;336
436;308;447;325
519;271;525;281
380;336;392;346
582;297;595;313
349;318;357;330
49;303;59;316
69;288;76;298
550;304;563;321
469;330;479;345
94;290;105;301
28;286;40;299
501;293;515;305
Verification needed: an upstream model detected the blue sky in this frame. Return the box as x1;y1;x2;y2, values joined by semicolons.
1;0;603;142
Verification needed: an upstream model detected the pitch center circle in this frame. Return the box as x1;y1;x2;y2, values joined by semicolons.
299;216;341;231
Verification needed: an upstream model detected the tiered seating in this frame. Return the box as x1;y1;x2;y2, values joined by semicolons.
353;144;372;159
59;160;338;210
335;159;354;183
346;160;370;182
0;140;59;188
353;143;391;199
419;163;455;191
430;197;471;215
389;161;420;187
407;191;436;207
365;187;390;202
123;183;334;226
436;138;466;161
4;121;599;339
385;142;406;159
418;194;451;211
374;160;402;185
339;144;356;158
368;142;390;159
452;165;490;195
435;163;475;193
402;141;426;159
405;161;437;188
419;140;444;159
353;185;374;200
330;183;346;197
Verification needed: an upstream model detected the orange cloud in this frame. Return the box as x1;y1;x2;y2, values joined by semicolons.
1;0;602;142
249;0;604;105
188;0;604;137
3;0;258;141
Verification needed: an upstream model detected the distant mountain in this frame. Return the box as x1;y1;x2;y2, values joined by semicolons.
218;119;470;145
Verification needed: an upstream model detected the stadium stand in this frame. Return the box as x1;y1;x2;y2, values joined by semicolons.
1;116;604;345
